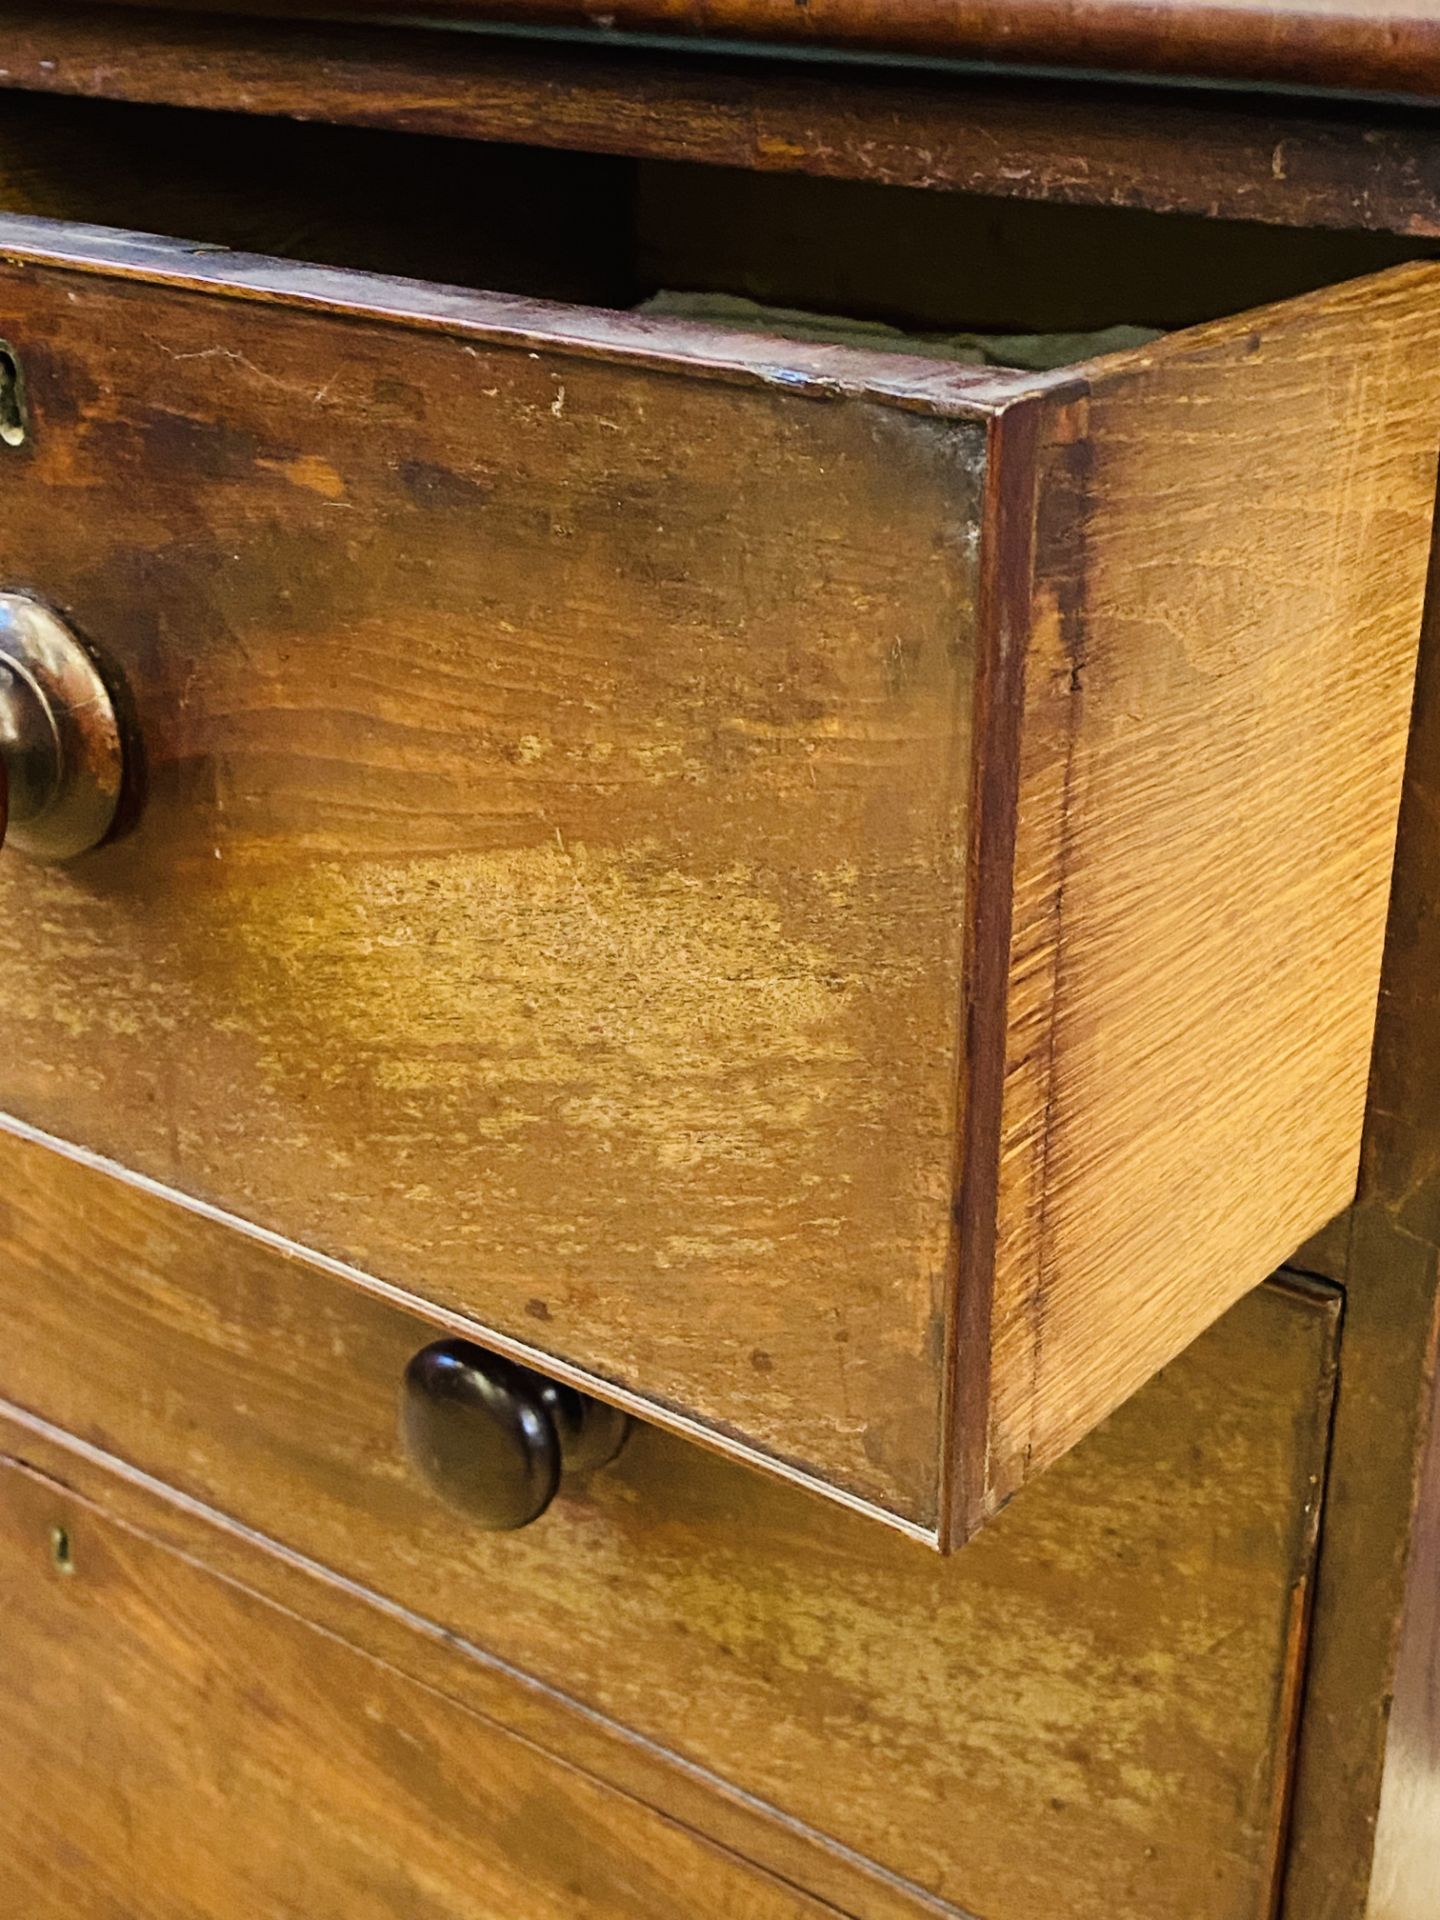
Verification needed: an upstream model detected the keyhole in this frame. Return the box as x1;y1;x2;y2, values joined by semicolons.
0;345;27;447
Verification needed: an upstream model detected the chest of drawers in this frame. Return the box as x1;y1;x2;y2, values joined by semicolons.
0;5;1437;1917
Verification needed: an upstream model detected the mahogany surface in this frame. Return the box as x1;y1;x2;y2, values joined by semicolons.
81;0;1440;102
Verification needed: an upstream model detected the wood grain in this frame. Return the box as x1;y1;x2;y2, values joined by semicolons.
0;216;1425;1539
76;0;1440;101
0;1122;1342;1920
0;1419;938;1920
0;1452;837;1920
5;7;1440;238
974;263;1440;1529
0;216;994;1531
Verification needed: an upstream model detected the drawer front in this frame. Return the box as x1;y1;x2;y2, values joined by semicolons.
0;222;985;1535
0;215;1431;1537
0;1452;833;1920
0;1125;1340;1920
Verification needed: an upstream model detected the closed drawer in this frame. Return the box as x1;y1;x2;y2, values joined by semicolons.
0;1125;1341;1920
0;205;1429;1540
0;1451;834;1920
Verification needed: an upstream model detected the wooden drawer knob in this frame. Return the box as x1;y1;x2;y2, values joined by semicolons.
0;593;123;859
400;1340;630;1531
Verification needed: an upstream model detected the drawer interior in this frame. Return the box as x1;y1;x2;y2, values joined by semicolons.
0;90;1429;341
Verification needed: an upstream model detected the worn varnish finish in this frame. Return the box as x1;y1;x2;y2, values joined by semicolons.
0;219;1429;1540
0;221;993;1532
0;1123;1341;1920
0;1455;838;1920
6;7;1440;238
0;16;1434;1913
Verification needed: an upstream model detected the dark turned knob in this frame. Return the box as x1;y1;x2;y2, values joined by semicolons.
0;593;123;859
400;1340;630;1531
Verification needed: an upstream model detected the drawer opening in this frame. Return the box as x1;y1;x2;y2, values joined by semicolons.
0;90;1430;357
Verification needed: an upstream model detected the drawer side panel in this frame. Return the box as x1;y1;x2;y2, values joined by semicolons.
984;263;1440;1520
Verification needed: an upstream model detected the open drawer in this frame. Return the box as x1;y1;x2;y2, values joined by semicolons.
0;155;1432;1544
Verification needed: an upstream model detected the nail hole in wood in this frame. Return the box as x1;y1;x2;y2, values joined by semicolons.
49;1524;74;1575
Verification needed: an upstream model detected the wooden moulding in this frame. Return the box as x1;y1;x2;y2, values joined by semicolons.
4;6;1440;237
73;0;1440;102
0;218;1430;1544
